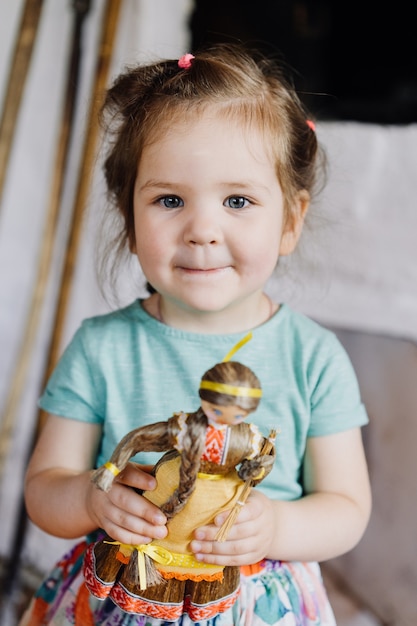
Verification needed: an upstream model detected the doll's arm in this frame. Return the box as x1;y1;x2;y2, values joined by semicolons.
237;432;276;485
237;452;275;484
92;420;173;492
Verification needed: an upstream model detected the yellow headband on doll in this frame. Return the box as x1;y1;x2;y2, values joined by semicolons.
199;380;262;398
199;332;262;398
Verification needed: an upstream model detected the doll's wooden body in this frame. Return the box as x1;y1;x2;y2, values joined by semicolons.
84;359;276;620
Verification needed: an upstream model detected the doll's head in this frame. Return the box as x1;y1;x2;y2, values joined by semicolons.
198;361;262;425
99;42;323;275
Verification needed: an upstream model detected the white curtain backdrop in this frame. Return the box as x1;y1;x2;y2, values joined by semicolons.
0;0;416;575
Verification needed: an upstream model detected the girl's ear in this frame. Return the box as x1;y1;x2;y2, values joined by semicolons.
279;190;310;256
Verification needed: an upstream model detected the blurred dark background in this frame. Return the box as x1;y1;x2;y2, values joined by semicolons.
190;0;416;124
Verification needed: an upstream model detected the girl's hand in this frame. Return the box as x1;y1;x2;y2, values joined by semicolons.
24;415;168;541
86;462;168;545
190;490;274;566
190;429;371;566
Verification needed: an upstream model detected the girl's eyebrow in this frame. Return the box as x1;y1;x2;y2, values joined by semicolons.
137;179;178;192
220;181;270;192
137;179;270;193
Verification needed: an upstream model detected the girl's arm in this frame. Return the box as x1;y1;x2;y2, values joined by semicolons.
191;427;371;564
24;414;168;544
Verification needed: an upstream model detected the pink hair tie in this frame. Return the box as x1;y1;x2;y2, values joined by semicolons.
178;53;195;69
306;119;316;131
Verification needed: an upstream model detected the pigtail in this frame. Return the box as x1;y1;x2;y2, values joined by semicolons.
161;409;208;520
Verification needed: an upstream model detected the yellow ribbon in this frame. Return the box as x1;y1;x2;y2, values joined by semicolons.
197;472;223;480
104;541;173;590
104;540;220;589
222;332;253;362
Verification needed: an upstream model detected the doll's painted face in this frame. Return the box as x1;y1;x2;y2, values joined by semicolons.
200;399;249;426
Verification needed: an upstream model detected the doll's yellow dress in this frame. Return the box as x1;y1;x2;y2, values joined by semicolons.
84;413;266;620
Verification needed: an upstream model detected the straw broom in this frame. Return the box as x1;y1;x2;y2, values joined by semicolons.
215;429;277;542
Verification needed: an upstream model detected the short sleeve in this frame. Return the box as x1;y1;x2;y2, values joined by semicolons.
39;323;105;424
307;334;368;436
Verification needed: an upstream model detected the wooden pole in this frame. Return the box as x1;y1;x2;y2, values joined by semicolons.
0;0;92;485
0;0;45;211
36;0;122;431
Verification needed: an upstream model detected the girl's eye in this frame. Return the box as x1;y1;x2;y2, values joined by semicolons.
225;196;249;210
158;195;184;209
213;409;222;416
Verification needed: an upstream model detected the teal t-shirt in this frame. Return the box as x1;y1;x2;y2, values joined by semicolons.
39;300;368;502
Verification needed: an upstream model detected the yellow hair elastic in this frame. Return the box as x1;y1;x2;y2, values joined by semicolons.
104;461;121;477
253;467;266;480
199;380;262;398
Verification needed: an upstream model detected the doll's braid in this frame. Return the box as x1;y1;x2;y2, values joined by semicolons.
160;409;208;520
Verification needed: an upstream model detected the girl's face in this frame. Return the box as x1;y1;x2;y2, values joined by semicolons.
132;110;306;332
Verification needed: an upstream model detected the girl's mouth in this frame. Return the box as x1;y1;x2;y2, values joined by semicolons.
178;266;230;274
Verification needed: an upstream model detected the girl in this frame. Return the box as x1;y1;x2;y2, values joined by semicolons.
21;43;371;626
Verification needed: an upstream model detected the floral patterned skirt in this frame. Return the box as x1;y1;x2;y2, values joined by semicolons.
19;538;336;626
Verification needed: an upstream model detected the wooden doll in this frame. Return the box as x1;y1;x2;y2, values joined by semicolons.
84;354;276;621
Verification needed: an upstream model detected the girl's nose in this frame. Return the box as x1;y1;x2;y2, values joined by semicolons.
183;209;223;245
